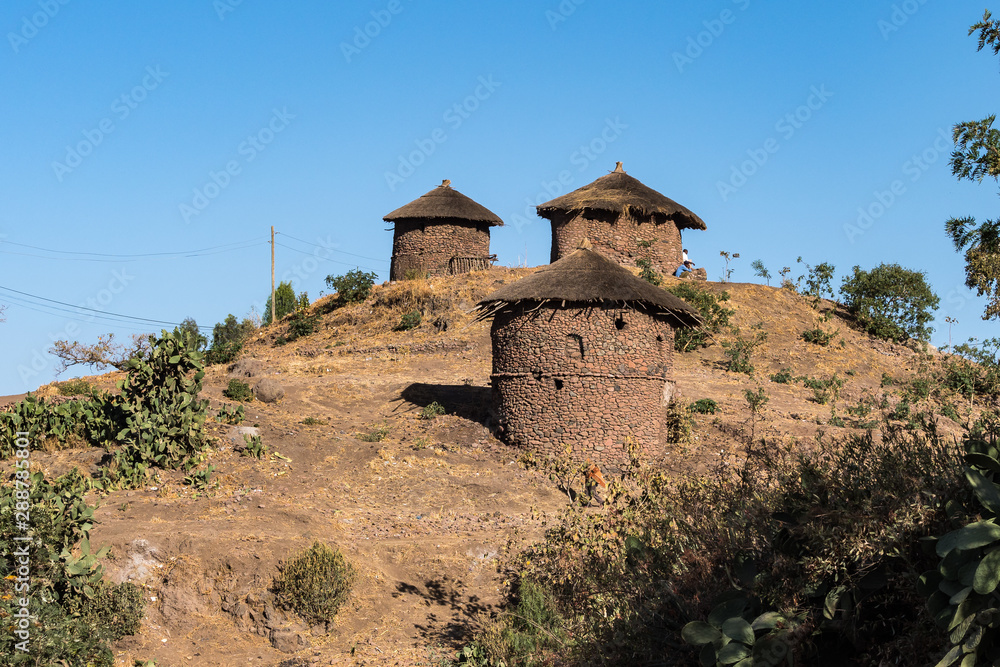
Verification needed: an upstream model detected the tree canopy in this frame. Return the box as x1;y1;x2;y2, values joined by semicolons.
947;10;1000;320
840;263;939;342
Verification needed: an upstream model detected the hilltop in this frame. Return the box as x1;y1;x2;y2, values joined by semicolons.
7;268;969;666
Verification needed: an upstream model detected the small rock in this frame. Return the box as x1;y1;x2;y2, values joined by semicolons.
270;628;310;654
230;426;260;450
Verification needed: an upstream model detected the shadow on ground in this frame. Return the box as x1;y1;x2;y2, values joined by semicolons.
399;383;492;426
395;577;492;646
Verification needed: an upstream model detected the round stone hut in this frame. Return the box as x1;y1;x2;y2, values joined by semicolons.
474;243;701;468
383;180;503;281
537;162;706;273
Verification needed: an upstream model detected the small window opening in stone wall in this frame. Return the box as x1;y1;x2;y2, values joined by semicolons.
615;315;627;330
554;378;564;390
565;334;584;360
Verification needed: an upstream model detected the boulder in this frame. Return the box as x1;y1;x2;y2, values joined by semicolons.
254;378;285;403
229;358;265;379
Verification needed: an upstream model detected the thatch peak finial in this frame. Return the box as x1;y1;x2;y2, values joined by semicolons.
613;162;624;173
578;238;593;250
441;179;452;188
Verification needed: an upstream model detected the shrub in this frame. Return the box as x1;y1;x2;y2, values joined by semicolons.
403;268;429;281
690;398;719;414
804;375;843;405
722;326;768;375
57;378;93;396
797;257;837;305
224;378;254;402
495;406;967;664
467;579;567;665
921;427;1000;665
395;309;422;331
942;337;1000;401
278;310;319;344
663;283;734;352
74;582;146;640
665;399;694;445
356;423;390;442
273;541;355;625
106;329;210;487
769;369;795;384
840;263;940;342
635;258;662;286
801;327;838;346
418;401;446;420
325;269;378;305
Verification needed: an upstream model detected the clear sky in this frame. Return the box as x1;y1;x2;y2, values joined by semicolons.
1;1;997;395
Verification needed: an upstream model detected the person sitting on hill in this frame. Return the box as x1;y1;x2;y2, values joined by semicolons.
675;249;695;277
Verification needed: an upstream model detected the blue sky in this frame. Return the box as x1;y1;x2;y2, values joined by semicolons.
0;0;997;394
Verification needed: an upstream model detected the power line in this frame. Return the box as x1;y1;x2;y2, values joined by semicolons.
0;237;269;260
3;297;162;334
0;284;212;331
273;241;381;273
278;232;389;264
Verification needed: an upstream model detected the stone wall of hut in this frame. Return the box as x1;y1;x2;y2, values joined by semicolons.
390;219;493;281
490;302;677;469
549;210;683;274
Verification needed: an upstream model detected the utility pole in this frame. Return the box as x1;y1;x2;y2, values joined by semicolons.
270;226;276;325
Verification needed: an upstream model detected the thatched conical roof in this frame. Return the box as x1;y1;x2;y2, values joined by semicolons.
383;180;503;226
536;162;706;231
475;243;702;328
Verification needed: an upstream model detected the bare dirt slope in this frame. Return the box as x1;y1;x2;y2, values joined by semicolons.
17;270;960;666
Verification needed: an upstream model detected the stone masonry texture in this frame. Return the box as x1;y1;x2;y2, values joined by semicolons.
390;219;493;281
490;302;677;469
548;210;684;275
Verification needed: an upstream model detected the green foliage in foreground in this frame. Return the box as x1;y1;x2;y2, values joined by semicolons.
456;405;997;665
0;330;210;489
0;470;147;665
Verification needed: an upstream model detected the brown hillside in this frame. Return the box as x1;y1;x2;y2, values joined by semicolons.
10;269;968;666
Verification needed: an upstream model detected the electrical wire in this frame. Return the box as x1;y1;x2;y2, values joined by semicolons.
278;232;389;264
0;237;269;259
0;285;213;330
273;241;382;274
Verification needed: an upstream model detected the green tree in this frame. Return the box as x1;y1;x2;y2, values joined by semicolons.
325;269;378;304
174;317;207;351
840;263;939;342
947;10;1000;320
263;281;299;325
206;314;256;365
